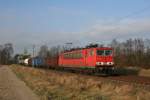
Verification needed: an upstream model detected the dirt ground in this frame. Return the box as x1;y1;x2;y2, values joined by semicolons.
0;66;40;100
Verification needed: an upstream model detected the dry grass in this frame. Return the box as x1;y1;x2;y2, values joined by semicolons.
10;65;150;100
139;69;150;77
115;67;150;77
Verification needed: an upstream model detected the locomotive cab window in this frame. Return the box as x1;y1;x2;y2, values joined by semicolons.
97;50;105;56
105;50;112;56
96;50;112;56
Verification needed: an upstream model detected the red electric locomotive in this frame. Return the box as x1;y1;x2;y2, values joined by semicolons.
59;47;114;70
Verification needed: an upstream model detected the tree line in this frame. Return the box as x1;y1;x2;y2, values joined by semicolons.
12;38;150;68
38;38;150;68
110;38;150;68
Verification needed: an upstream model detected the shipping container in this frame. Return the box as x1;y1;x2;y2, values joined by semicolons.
32;57;44;67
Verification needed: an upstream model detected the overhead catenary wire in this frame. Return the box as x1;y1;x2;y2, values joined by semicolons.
87;4;150;38
105;4;150;35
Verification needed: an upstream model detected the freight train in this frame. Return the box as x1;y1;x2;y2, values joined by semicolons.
22;47;114;73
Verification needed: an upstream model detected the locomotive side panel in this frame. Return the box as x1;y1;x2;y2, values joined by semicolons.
58;47;114;69
58;49;96;68
84;48;96;67
59;50;85;67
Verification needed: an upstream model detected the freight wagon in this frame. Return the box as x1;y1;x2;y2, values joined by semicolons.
45;57;58;68
32;57;45;67
23;46;114;73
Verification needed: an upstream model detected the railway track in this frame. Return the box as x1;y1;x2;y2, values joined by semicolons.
106;75;150;91
108;75;150;85
92;74;150;91
78;73;150;91
48;67;150;90
24;65;150;90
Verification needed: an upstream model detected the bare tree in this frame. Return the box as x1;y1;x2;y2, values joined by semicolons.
110;38;150;68
0;43;14;64
38;45;49;58
0;45;3;64
49;46;61;58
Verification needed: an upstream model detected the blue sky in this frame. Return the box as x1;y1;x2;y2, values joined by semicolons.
0;0;150;54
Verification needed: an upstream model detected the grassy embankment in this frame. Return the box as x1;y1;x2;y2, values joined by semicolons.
139;69;150;77
115;67;150;77
10;65;150;100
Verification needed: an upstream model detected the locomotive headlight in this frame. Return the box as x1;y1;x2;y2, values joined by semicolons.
106;62;114;65
96;62;104;65
96;62;99;65
101;62;104;65
96;62;114;66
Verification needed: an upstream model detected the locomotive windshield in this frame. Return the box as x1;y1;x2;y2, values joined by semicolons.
97;50;112;56
105;50;112;56
97;50;105;56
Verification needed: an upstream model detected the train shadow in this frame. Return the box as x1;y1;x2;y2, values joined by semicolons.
113;67;140;76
